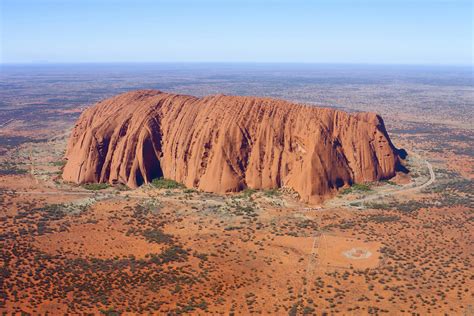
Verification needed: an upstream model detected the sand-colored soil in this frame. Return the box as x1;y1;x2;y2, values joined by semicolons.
320;235;380;270
35;223;163;259
1;104;472;315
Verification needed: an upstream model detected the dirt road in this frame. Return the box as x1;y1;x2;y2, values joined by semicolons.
326;159;435;208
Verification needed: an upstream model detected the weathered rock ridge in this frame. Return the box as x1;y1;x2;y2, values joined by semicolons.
63;90;402;203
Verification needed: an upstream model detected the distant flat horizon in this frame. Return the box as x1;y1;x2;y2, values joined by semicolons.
1;62;472;67
2;61;472;90
2;0;472;65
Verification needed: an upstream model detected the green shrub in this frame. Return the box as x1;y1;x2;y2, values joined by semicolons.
352;183;372;191
264;188;281;197
151;178;184;189
51;160;67;167
341;183;372;195
240;188;257;198
83;183;109;190
183;188;198;194
0;162;28;175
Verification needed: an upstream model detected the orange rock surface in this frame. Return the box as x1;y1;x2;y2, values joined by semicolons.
63;90;402;203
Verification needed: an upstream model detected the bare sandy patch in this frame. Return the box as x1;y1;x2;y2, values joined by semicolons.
35;223;163;259
319;235;381;270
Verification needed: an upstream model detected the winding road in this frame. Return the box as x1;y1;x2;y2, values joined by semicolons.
0;119;14;129
326;159;436;208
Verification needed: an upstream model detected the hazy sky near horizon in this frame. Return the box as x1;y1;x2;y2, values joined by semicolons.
1;0;472;64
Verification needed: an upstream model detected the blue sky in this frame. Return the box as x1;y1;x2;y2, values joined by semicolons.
1;0;472;64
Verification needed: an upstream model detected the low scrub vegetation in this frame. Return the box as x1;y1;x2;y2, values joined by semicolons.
0;162;28;175
51;160;67;167
240;188;257;198
366;214;401;223
263;188;281;197
341;183;372;194
83;183;110;190
150;245;189;264
151;178;184;189
142;228;174;244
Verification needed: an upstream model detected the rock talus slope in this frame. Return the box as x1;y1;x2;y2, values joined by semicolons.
63;90;402;203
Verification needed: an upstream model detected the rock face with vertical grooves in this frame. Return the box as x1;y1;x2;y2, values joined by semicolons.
63;90;402;203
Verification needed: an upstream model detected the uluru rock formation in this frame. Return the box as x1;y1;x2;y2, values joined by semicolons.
63;90;403;203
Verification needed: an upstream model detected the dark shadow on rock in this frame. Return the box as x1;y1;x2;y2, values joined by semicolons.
396;148;409;173
397;148;408;160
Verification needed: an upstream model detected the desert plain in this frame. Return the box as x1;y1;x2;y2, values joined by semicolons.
0;64;472;315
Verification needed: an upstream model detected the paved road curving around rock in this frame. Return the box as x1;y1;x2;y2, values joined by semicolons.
326;158;436;208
